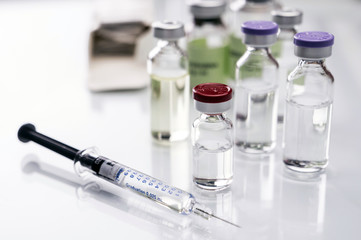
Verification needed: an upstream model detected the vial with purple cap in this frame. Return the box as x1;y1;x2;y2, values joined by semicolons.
235;21;279;153
283;31;335;172
228;0;276;80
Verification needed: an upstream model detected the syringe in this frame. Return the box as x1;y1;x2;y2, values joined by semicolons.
18;123;240;228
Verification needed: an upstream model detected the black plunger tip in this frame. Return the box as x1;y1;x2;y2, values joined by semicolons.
17;123;79;160
18;123;36;143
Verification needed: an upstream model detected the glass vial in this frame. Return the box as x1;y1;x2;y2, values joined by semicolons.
148;21;190;143
229;0;274;80
271;9;303;123
192;83;233;190
283;32;335;172
235;21;279;153
188;0;229;89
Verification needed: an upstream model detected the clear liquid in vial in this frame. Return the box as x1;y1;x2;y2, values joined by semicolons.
235;84;278;153
151;74;189;142
283;95;332;172
193;144;233;190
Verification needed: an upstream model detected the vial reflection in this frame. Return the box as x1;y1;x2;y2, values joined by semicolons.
279;168;327;239
234;152;277;238
151;141;191;192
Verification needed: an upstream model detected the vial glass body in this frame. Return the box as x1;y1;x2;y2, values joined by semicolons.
148;40;190;142
229;1;273;79
235;46;279;153
187;19;229;89
271;28;297;123
283;59;334;172
192;113;233;190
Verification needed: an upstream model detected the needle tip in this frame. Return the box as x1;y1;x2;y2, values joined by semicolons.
211;214;241;228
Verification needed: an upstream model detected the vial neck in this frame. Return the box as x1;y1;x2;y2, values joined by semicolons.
245;46;278;68
242;0;273;11
277;27;297;41
157;39;179;48
246;46;270;53
193;17;223;27
244;0;272;7
297;58;333;83
298;58;326;67
279;27;297;35
200;113;226;120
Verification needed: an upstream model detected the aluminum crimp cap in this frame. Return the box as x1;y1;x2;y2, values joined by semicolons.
241;21;279;46
272;9;303;28
152;21;185;40
294;31;334;59
190;0;226;19
193;83;232;114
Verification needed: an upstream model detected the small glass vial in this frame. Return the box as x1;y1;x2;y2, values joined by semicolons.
271;9;303;123
192;83;233;190
229;0;274;79
188;0;229;89
283;31;335;172
148;21;190;142
235;21;279;153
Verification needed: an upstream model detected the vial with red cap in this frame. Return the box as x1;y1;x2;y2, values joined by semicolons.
192;83;233;190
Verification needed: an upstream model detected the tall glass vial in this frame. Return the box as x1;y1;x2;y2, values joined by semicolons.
271;9;303;123
235;21;279;153
188;0;229;89
148;21;190;142
229;0;274;80
192;83;233;190
283;32;335;172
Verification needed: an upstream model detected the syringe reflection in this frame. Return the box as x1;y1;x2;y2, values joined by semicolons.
21;154;213;240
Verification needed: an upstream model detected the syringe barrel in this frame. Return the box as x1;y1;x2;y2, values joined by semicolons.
75;148;196;215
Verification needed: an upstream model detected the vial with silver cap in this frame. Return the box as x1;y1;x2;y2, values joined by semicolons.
283;31;335;172
235;21;279;153
188;0;229;89
192;83;233;190
271;9;303;123
148;21;190;142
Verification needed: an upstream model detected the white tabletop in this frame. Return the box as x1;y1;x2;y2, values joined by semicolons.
1;0;361;239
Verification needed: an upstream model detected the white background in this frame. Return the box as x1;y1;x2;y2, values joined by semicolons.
0;0;361;239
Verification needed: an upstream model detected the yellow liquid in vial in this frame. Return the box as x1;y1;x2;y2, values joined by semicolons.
151;74;190;142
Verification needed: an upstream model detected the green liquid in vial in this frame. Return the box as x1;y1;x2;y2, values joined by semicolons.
229;34;247;79
270;40;282;59
187;38;229;90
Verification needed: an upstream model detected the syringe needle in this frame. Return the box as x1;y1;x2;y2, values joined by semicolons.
211;214;241;228
212;215;241;228
193;203;241;228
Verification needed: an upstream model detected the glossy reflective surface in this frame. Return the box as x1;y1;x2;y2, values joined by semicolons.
1;0;361;239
